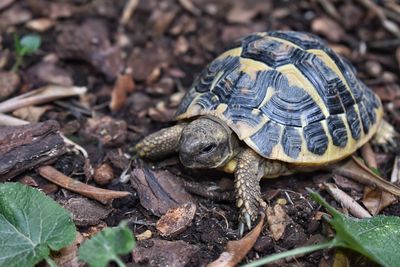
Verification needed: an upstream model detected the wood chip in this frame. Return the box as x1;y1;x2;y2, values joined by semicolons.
130;167;193;216
156;202;196;237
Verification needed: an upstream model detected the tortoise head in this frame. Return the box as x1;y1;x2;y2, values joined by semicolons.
179;116;239;169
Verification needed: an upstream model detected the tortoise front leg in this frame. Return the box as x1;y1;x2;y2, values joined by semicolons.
372;119;398;151
234;148;267;234
135;124;187;159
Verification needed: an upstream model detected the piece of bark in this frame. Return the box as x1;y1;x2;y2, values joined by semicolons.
0;120;66;181
130;167;193;216
132;239;200;267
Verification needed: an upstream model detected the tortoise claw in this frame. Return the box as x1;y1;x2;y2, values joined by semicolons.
245;213;252;230
239;222;245;237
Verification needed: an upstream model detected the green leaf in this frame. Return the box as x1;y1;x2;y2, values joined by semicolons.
309;190;400;267
78;221;136;267
19;34;41;55
0;182;76;267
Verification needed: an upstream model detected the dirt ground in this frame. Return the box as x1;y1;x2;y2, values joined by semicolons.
1;0;400;266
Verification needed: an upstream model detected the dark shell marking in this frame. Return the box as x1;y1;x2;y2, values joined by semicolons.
175;31;382;162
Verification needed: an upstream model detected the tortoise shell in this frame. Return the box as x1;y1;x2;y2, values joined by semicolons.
175;31;383;165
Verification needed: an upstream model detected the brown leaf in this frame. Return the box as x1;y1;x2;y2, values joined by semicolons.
0;85;86;113
362;187;397;215
109;71;135;112
12;105;52;123
130;167;193;217
56;19;123;80
26;61;73;86
0;71;19;101
266;204;288;241
63;197;112;227
38;165;131;204
133;239;200;267
85;116;127;147
0;5;31;29
360;143;378;169
156;202;196;237
324;182;371;218
25;18;55;32
311;16;345;42
207;213;265;267
226;3;259;24
52;232;83;267
0;0;15;11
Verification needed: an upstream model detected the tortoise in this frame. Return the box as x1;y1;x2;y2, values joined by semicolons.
136;31;400;232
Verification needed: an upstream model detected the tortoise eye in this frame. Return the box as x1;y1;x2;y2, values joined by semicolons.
201;143;217;154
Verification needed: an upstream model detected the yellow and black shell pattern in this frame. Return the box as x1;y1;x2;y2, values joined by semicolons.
175;31;383;165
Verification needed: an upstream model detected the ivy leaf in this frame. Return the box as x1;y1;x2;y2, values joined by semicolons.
18;34;41;55
0;182;76;267
78;221;136;267
309;190;400;266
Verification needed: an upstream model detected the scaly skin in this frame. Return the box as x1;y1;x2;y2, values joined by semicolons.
234;148;267;231
135;124;187;159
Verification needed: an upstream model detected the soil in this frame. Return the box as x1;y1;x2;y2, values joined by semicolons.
1;0;400;266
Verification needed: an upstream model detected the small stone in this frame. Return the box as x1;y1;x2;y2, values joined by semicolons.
93;163;114;185
365;61;382;78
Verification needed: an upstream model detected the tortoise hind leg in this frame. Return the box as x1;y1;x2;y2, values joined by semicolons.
135;124;187;159
372;119;398;152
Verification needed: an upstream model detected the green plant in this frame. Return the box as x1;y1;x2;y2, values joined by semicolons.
0;182;76;267
243;189;400;267
12;33;41;72
78;221;136;267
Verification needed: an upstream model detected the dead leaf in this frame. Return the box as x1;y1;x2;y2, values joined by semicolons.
38;165;131;204
0;71;19;101
0;5;32;28
0;0;14;11
85;116;127;147
130;167;193;216
324;183;371;218
25;18;55;32
63;197;112;227
12;105;51;122
332;174;363;193
132;239;200;267
360;143;378;169
207;213;265;267
178;0;201;16
311;16;345;42
390;155;400;183
362;187;397;215
266;204;288;241
156;202;196;237
226;3;259;24
109;70;135;112
52;232;83;267
120;0;139;25
26;61;73;86
0;85;86;113
56;19;123;80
